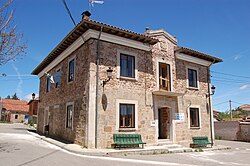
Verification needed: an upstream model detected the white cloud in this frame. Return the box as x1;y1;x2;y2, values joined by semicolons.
11;64;23;97
240;84;249;90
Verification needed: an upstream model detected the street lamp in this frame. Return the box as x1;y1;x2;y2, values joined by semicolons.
32;93;35;100
102;67;113;87
211;85;216;95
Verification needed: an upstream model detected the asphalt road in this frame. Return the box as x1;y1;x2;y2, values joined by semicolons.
1;123;250;166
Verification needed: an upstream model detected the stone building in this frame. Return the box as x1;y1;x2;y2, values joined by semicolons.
0;99;29;123
32;14;222;148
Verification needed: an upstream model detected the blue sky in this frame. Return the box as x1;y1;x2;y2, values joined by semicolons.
0;0;249;112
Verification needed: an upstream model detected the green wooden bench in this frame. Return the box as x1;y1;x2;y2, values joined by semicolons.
190;136;212;148
113;134;146;149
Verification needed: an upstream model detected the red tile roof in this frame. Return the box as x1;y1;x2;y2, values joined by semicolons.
1;99;29;112
239;104;250;109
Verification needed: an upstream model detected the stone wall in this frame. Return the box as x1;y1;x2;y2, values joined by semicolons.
37;39;91;146
214;121;239;140
238;123;250;142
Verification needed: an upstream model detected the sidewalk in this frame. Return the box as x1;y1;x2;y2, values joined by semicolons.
27;129;231;156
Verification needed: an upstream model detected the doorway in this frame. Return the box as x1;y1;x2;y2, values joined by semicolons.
158;108;171;139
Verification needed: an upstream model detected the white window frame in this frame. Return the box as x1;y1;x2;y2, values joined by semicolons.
43;106;49;132
66;102;74;130
186;66;199;89
67;56;76;83
116;99;138;131
156;58;173;91
116;49;138;80
188;106;201;129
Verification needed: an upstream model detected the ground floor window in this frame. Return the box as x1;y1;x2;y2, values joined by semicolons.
15;115;18;119
119;104;135;128
190;108;200;128
66;104;73;129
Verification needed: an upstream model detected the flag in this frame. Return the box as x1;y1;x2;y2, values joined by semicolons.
90;0;104;7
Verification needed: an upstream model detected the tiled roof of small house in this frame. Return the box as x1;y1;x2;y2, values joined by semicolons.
175;46;223;63
1;99;29;112
32;18;158;75
239;104;250;109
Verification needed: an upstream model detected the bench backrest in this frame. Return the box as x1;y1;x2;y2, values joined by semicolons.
113;134;142;143
192;136;209;142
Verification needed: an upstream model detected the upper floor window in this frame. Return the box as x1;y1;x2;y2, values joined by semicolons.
159;63;171;91
188;68;198;88
119;104;135;128
68;58;75;82
189;107;200;128
120;53;135;78
54;68;61;88
46;77;50;92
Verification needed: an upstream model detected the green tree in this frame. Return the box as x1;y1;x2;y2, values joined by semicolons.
11;93;19;100
0;0;27;65
5;95;10;99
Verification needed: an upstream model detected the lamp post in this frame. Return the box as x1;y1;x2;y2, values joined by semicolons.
32;93;35;100
208;84;216;147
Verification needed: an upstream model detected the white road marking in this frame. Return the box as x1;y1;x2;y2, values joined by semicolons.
61;149;196;166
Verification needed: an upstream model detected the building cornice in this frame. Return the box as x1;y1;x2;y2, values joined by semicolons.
37;30;151;77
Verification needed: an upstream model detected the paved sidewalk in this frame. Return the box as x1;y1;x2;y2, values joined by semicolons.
27;129;231;156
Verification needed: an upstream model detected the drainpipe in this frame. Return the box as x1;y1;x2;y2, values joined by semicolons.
207;59;216;147
95;26;103;149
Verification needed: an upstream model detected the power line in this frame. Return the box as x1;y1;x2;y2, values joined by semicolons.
211;70;250;79
62;0;77;26
213;101;228;106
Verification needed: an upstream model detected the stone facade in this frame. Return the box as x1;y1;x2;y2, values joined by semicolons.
36;25;220;148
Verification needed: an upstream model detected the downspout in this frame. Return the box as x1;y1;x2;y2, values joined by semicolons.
95;26;103;149
207;59;216;147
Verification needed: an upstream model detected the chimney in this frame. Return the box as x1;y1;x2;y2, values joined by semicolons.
81;11;91;21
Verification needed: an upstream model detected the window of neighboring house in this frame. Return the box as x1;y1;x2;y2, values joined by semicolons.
120;54;135;78
189;108;200;128
119;104;135;128
46;77;50;92
15;115;18;119
159;63;171;91
188;68;198;88
66;104;73;129
68;58;75;82
54;68;61;88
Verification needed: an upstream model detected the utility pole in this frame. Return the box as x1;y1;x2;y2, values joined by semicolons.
229;100;232;120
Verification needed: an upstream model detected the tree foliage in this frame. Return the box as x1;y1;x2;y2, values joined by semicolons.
0;0;27;65
5;93;19;100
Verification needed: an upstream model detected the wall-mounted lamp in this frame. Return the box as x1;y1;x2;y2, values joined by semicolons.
207;85;216;97
103;67;113;87
32;93;36;100
211;85;216;95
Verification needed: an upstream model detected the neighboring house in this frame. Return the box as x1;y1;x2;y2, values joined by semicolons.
27;97;39;124
32;13;222;148
0;99;29;123
239;104;250;116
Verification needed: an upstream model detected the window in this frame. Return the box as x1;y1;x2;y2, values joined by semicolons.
46;77;50;92
119;104;135;128
120;54;135;78
159;63;171;91
54;68;61;88
66;104;73;129
188;68;198;88
15;115;18;119
68;58;75;82
190;108;200;128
